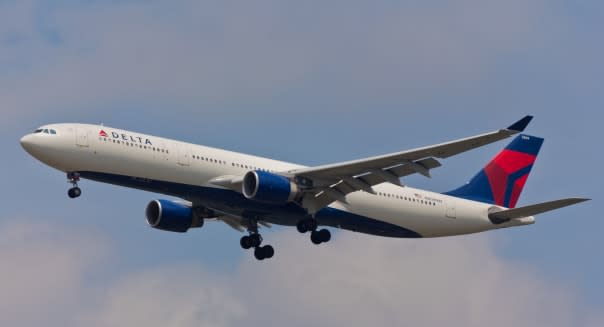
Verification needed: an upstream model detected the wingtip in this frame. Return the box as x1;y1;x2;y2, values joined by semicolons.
507;115;534;132
566;197;591;205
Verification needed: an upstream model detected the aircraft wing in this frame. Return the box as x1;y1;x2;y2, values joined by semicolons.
287;116;534;213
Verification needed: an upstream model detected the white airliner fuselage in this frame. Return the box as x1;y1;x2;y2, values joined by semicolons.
20;120;587;260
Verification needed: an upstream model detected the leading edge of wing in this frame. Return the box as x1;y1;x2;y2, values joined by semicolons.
288;115;533;180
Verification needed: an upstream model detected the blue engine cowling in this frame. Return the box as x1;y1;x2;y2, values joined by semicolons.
242;170;299;204
145;199;203;233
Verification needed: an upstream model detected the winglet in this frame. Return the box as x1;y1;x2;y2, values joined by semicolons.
507;115;534;132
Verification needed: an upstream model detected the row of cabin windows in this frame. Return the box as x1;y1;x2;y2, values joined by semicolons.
192;154;275;173
377;192;437;206
99;137;273;173
232;162;275;173
34;128;57;135
99;137;169;153
193;155;226;165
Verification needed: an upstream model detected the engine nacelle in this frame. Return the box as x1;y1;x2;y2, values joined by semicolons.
242;170;299;204
145;199;203;233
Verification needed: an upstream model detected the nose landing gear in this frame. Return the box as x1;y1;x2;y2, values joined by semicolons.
67;172;82;199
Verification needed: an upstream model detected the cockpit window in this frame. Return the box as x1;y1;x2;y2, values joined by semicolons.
33;128;57;135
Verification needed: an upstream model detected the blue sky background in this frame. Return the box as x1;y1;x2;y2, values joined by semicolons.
1;1;602;326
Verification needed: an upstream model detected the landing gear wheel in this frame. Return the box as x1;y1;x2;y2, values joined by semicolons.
311;229;331;245
263;245;274;259
297;218;317;233
311;230;322;245
240;235;253;250
254;246;266;260
254;245;274;260
242;218;274;261
318;229;331;243
250;234;263;248
68;187;81;199
66;172;82;199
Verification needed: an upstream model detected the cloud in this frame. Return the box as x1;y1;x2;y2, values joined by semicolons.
78;265;246;327
235;232;587;327
0;0;578;125
0;220;110;327
4;220;597;327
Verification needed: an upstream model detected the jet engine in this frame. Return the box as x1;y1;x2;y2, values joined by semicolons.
145;199;204;233
242;170;300;204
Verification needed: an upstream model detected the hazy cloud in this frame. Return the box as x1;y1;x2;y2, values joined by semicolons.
0;220;110;327
0;0;583;124
79;265;246;327
2;221;599;327
235;232;589;327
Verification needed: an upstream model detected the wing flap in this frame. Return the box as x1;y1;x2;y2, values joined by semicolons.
387;158;441;178
489;198;590;221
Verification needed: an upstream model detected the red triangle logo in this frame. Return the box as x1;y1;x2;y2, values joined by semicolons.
99;130;108;137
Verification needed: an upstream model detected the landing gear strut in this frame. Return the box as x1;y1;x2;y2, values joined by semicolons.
67;172;82;199
240;218;274;261
297;218;331;245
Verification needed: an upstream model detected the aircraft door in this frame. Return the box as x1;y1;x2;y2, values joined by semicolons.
446;202;456;219
156;141;168;161
176;144;191;166
76;128;89;147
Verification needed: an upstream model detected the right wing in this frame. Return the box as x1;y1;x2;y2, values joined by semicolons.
288;115;534;213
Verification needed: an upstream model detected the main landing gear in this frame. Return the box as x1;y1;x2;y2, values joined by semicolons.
297;218;331;245
240;219;274;261
67;172;82;199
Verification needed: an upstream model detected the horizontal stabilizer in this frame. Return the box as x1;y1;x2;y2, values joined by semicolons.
489;198;590;221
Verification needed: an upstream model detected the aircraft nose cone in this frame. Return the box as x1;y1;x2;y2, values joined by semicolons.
20;134;35;152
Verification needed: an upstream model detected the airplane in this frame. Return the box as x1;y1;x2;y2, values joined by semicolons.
20;116;589;261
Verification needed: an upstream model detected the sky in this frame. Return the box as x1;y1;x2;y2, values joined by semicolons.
1;0;602;326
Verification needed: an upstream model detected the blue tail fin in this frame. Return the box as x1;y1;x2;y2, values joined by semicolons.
444;134;544;208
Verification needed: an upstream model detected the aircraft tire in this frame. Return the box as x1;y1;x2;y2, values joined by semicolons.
68;187;81;199
318;229;331;243
250;234;262;247
240;236;253;249
254;247;266;260
310;231;322;245
263;245;274;259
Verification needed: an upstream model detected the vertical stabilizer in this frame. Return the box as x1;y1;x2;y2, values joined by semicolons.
445;134;544;208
